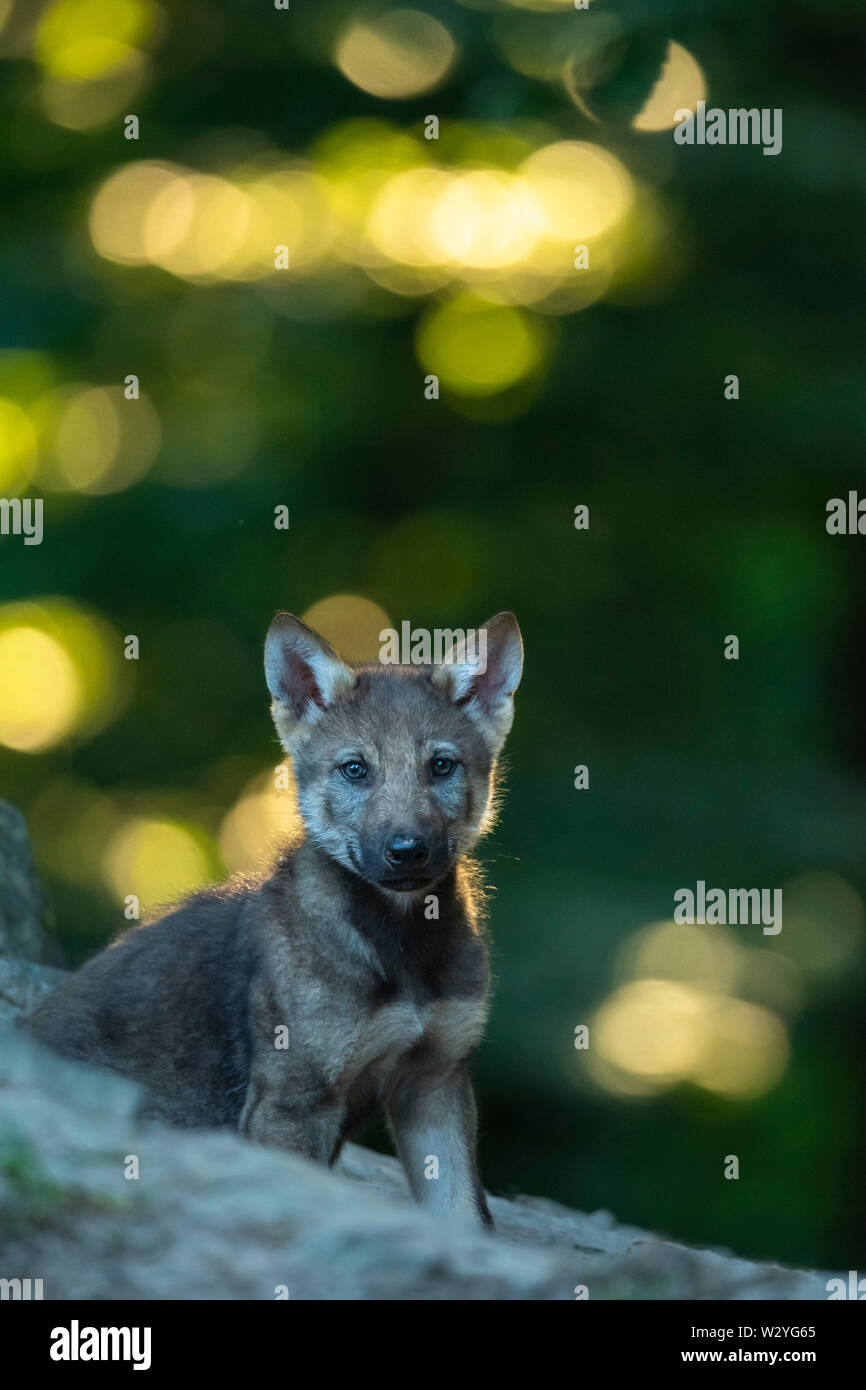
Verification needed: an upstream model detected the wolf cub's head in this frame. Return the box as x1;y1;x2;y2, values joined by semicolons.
264;612;523;896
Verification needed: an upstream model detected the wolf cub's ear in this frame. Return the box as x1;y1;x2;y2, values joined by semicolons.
432;612;523;752
265;613;355;746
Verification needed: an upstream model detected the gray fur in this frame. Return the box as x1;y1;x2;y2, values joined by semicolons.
23;611;523;1227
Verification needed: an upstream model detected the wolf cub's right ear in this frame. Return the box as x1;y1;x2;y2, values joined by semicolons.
265;613;355;747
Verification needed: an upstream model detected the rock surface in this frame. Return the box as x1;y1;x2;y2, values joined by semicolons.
0;800;59;965
0;961;829;1301
0;954;65;1026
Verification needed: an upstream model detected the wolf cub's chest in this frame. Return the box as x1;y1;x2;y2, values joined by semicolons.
336;995;487;1094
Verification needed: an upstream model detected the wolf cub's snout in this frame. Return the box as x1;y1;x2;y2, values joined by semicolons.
25;610;523;1228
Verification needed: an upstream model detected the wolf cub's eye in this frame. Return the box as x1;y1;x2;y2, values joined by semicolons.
431;756;456;777
341;760;368;781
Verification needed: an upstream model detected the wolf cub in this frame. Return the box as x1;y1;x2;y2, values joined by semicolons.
24;611;524;1226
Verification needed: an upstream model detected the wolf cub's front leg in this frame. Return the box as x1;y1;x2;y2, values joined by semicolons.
240;1080;342;1166
387;1061;492;1227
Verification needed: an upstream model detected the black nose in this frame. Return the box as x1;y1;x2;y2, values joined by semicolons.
384;836;430;869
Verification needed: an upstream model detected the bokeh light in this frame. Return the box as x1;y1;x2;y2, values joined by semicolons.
103;816;214;910
618;918;741;994
691;998;790;1100
590;979;711;1094
0;627;80;755
0;351;58;494
426;170;539;271
238;168;337;278
0;397;38;494
366;166;464;270
0;599;121;754
587;977;789;1101
219;768;302;876
519;141;633;241
37;384;161;494
416;295;548;396
89;161;184;265
632;40;707;133
300;594;392;664
146;172;252;281
565;29;706;135
335;10;455;100
588;914;797;1101
36;0;156;82
85;128;642;328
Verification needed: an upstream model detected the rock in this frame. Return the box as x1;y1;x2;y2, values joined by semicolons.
0;955;65;1025
0;800;59;965
0;960;829;1301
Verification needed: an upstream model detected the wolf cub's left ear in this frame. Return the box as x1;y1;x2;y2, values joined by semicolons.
433;612;523;752
265;613;355;748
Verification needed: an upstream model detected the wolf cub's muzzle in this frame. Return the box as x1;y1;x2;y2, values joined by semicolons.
369;830;447;892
